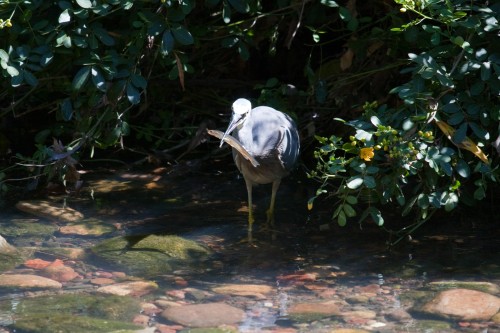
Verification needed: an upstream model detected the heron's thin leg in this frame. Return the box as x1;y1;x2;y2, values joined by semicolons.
244;178;254;242
266;179;281;228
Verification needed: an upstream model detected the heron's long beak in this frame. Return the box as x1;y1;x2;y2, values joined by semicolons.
220;113;244;147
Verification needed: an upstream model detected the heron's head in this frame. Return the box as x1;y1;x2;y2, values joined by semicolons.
220;98;252;147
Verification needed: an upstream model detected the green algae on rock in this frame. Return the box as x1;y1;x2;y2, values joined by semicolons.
12;314;141;333
0;293;142;333
0;219;58;238
90;234;211;277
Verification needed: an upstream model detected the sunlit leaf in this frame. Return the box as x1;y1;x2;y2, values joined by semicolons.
76;0;92;9
58;9;71;24
126;82;140;104
72;66;91;90
346;176;363;189
91;67;106;91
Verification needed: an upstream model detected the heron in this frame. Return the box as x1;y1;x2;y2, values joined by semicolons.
208;98;300;242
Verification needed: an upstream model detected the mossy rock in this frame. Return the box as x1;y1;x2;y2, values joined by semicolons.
0;293;141;320
179;328;239;333
0;220;57;238
428;280;500;294
90;234;211;277
12;314;140;333
0;248;33;274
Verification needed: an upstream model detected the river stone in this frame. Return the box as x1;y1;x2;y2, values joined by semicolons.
90;234;211;277
97;280;158;297
0;274;62;289
288;301;341;322
421;288;500;320
16;200;84;222
161;303;245;327
58;218;116;236
428;280;500;294
211;283;273;298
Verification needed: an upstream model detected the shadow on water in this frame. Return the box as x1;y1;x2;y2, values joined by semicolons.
1;158;500;332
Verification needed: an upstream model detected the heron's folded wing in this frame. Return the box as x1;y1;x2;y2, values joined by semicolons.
207;129;260;167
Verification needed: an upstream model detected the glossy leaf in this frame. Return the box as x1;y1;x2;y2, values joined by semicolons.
346;176;363;189
162;30;175;55
172;26;194;45
126;82;140;104
76;0;92;9
72;66;91;90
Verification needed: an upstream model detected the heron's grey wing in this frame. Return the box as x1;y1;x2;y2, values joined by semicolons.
207;129;260;167
276;123;300;171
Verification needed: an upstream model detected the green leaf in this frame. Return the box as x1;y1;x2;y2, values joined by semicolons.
369;208;384;226
58;9;71;24
0;49;8;62
60;98;73;121
320;0;339;7
162;30;175;55
131;74;147;89
343;203;356;217
6;65;19;77
91;67;106;91
339;6;351;21
346;176;363;189
222;1;231;23
23;70;38;86
72;66;91;90
76;0;93;9
172;26;194;45
337;210;347;226
363;175;376;189
126;82;140;104
345;195;358;205
455;159;470;178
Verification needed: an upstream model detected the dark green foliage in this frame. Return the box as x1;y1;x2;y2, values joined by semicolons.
0;0;498;238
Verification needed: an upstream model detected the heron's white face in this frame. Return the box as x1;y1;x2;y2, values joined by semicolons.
220;98;252;147
232;98;252;116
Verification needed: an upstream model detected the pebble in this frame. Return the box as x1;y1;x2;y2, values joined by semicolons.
97;280;158;297
161;302;245;327
0;274;62;289
212;283;273;299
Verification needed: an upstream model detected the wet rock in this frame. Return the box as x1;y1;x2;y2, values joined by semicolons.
90;234;211;277
154;299;183;309
0;235;15;253
90;277;115;285
420;288;500;320
16;200;84;222
58;218;116;236
0;274;62;289
161;302;245;327
428;280;500;294
155;324;185;333
97;280;159;297
0;219;58;237
330;329;371;333
288;301;341;322
345;295;370;304
40;261;80;282
212;283;273;299
133;314;150;326
384;308;413;322
12;315;140;333
0;293;141;320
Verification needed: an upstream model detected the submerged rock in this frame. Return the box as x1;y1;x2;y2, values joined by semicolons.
0;293;141;333
12;314;140;333
16;200;84;222
420;288;500;321
97;280;158;297
161;302;245;327
288;301;341;322
0;274;62;289
58;218;116;237
90;234;211;277
428;280;500;294
0;219;58;238
211;283;273;299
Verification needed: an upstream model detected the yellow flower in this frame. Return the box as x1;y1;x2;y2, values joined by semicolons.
360;147;375;161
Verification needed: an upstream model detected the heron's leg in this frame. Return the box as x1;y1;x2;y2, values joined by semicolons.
266;179;281;228
244;178;254;242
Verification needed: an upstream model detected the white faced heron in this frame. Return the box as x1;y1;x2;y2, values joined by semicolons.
215;98;300;241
